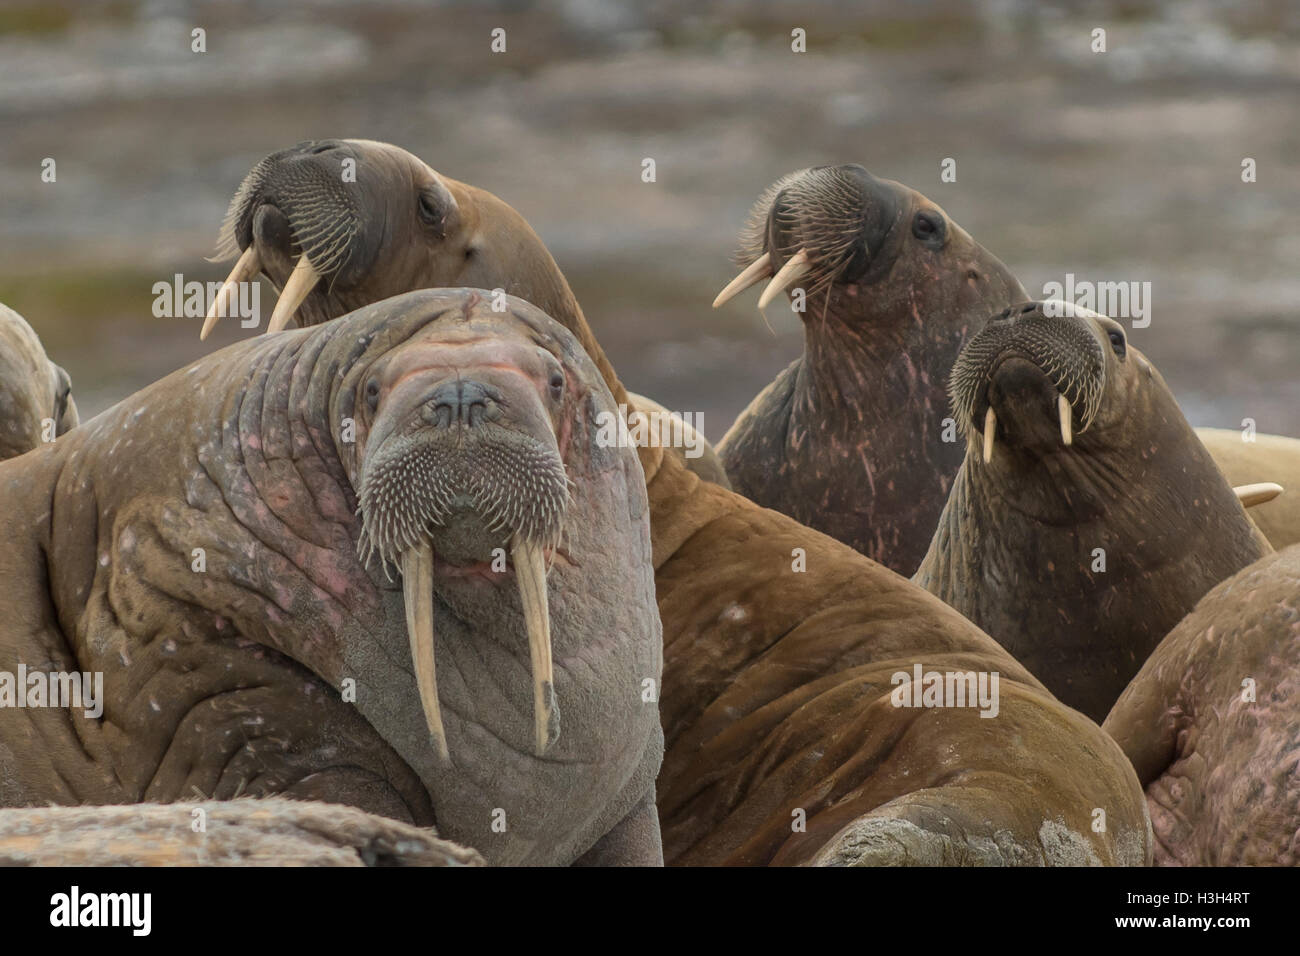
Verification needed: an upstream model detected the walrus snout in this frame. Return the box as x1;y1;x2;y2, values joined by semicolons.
715;164;905;309
950;301;1108;462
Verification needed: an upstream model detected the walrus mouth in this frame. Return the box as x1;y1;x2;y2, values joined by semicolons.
949;302;1106;463
357;410;570;763
204;141;368;339
713;164;903;309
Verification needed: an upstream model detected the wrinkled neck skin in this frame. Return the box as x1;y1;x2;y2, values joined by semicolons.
4;311;658;865
725;271;984;575
915;392;1268;722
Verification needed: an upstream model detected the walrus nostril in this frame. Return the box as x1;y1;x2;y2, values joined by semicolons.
302;140;339;155
423;380;499;428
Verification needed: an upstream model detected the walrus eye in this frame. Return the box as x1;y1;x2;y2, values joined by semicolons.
549;371;565;401
417;190;441;226
1108;329;1127;358
365;379;380;412
912;210;946;246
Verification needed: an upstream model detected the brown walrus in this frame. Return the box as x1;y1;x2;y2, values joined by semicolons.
0;303;78;459
1195;427;1300;550
712;165;1026;574
915;300;1270;723
0;289;664;867
194;140;1153;865
1104;544;1300;865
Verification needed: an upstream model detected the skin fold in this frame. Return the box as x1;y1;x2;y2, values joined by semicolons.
915;301;1269;724
0;290;663;867
0;303;78;460
198;140;1153;865
1104;544;1300;866
714;165;1026;575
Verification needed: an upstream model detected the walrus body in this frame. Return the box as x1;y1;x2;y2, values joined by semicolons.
1104;544;1300;865
1195;426;1300;550
197;141;1152;865
712;166;1026;574
916;301;1269;723
0;303;77;459
0;289;663;867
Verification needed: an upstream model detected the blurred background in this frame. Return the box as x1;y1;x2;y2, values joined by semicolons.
1;0;1297;438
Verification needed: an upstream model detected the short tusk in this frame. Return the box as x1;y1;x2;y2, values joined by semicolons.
200;245;261;341
513;536;559;757
265;255;320;334
1234;482;1283;508
1058;393;1073;446
756;248;810;310
401;543;450;762
982;406;997;464
712;251;773;308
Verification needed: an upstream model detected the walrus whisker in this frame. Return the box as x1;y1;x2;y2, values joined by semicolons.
757;248;810;310
712;252;772;308
266;255;320;333
982;407;997;464
1058;392;1073;446
401;541;450;763
200;245;262;341
1234;482;1283;508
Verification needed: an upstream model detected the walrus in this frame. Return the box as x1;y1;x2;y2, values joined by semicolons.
1194;427;1300;550
0;288;664;867
196;141;1152;865
0;303;78;459
711;165;1026;574
0;799;482;866
915;300;1270;723
1103;544;1300;865
199;139;729;488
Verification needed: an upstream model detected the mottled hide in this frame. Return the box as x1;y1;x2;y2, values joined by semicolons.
0;290;663;867
1105;545;1300;866
714;165;1025;574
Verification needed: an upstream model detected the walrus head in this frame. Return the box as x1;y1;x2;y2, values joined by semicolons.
947;299;1182;520
0;304;78;460
345;299;584;762
204;140;582;348
713;164;1024;330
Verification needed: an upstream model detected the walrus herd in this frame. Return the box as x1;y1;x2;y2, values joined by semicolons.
0;139;1295;867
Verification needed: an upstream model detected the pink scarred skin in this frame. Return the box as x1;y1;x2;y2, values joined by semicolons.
1104;544;1300;865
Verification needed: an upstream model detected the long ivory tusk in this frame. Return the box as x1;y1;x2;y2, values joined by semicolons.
712;252;773;308
1058;393;1073;446
513;536;559;757
200;246;261;341
756;248;810;310
982;406;997;464
1234;482;1283;508
265;255;320;334
401;543;450;762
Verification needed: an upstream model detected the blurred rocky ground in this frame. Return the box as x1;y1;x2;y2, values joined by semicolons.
1;0;1297;438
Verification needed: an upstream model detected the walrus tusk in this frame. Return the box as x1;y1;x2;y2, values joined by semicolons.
401;542;450;763
200;246;261;341
756;249;810;310
1058;393;1073;446
1234;482;1283;508
265;256;320;334
982;407;997;464
513;536;559;757
712;252;773;308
